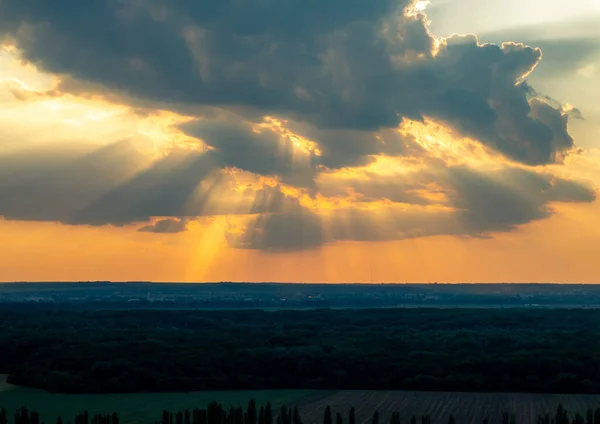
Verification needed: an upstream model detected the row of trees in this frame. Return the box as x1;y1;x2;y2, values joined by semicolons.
536;405;600;424
1;409;119;424
3;402;600;424
155;401;300;424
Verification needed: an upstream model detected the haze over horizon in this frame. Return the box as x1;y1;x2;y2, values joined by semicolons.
0;0;599;283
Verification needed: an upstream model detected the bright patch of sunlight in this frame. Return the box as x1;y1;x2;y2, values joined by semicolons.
398;118;507;168
414;0;430;12
256;116;323;156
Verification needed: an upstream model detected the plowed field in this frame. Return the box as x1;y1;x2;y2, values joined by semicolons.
298;391;600;424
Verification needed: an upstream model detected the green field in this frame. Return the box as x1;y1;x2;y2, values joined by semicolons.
0;377;324;424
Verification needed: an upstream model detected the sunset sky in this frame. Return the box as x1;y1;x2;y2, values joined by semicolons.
0;0;599;283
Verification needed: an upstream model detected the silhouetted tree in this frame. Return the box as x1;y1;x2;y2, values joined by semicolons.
235;407;244;424
448;415;455;424
349;409;355;424
410;416;416;424
207;402;222;424
371;411;379;424
0;409;7;424
556;405;569;424
15;407;30;424
247;400;257;424
265;404;273;424
293;408;301;424
280;407;290;424
324;407;332;424
336;413;343;424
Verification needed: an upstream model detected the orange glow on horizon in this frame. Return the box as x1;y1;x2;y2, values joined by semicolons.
1;200;600;283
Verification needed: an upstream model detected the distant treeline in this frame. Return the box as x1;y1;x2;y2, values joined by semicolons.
1;307;600;393
2;402;600;424
4;282;600;309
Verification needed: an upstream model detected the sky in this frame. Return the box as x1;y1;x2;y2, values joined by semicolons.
0;0;599;283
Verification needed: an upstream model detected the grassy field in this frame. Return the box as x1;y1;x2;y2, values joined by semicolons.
297;391;600;424
0;381;325;424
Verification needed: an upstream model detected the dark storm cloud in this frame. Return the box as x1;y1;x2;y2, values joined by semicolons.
138;218;188;234
181;116;418;178
0;141;302;226
0;141;151;223
67;149;220;226
287;123;419;169
0;0;596;252
0;0;580;165
181;120;292;176
227;210;324;252
426;36;575;165
445;167;595;233
0;141;595;250
180;119;317;187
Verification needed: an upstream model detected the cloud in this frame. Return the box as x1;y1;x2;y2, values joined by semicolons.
180;117;318;187
138;218;188;234
0;141;152;223
0;0;597;253
287;123;418;170
227;210;324;252
446;166;596;233
226;166;596;251
519;39;600;79
0;140;303;226
431;14;600;80
476;32;600;80
0;129;595;251
0;0;581;165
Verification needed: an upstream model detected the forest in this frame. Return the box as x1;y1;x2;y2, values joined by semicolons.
0;306;599;394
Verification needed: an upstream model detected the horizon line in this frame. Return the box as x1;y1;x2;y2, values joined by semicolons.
0;281;595;285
